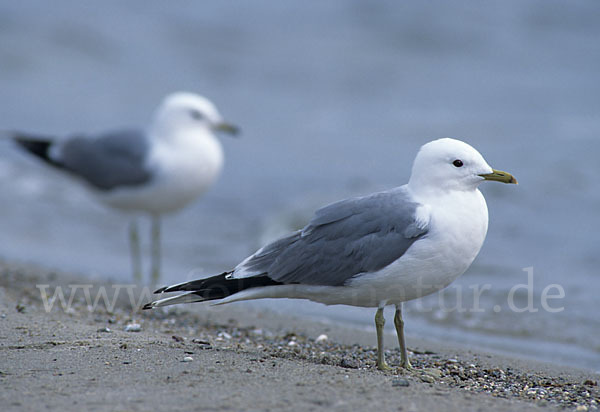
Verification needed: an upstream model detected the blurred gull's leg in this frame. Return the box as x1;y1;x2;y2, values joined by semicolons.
129;219;142;282
151;215;161;285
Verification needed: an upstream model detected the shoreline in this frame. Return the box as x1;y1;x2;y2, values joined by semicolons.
1;261;598;411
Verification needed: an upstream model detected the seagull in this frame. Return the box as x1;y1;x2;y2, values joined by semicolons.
143;138;517;370
11;92;238;284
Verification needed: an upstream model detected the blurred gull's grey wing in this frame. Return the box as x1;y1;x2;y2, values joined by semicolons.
56;129;152;190
234;187;429;286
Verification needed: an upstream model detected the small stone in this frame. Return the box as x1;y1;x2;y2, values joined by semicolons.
315;334;328;343
96;327;111;333
182;356;194;362
420;375;435;384
1;313;6;319
422;368;443;379
124;323;141;332
392;378;410;387
217;331;232;340
172;335;184;342
576;406;588;412
287;341;297;347
339;358;359;369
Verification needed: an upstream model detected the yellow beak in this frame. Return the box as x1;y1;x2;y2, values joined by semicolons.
213;122;240;136
479;169;518;184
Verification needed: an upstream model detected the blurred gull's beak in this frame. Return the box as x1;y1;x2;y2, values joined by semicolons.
213;122;240;136
479;169;518;184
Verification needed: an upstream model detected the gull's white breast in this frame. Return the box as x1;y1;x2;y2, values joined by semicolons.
99;131;223;215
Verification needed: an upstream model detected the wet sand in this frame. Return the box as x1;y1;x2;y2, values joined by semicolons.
0;261;598;412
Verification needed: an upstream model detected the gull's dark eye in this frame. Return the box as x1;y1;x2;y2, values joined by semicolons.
453;159;464;167
189;109;204;120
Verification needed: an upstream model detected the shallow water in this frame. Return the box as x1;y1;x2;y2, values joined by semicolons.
0;0;599;371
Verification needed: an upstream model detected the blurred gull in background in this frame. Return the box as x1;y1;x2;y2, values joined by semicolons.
8;92;239;283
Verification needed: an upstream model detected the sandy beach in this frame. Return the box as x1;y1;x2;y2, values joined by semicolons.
0;261;598;412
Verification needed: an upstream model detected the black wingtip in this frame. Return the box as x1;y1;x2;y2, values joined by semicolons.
153;271;235;295
13;134;63;168
142;302;154;310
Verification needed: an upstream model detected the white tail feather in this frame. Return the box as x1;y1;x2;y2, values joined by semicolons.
145;292;205;309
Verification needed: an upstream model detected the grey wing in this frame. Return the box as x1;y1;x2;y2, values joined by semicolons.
234;187;429;286
56;129;152;190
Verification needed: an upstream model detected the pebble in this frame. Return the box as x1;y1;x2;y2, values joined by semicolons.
96;327;111;333
217;331;232;340
420;375;436;384
124;323;141;332
182;356;194;362
392;378;410;387
339;358;360;369
422;368;442;379
576;406;588;412
315;334;328;343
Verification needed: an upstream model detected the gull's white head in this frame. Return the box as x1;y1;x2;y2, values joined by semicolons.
152;92;238;138
408;138;516;193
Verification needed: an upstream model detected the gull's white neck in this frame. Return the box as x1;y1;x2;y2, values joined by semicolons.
153;125;223;176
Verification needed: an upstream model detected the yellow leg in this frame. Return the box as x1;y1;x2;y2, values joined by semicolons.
394;303;412;369
375;308;392;371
